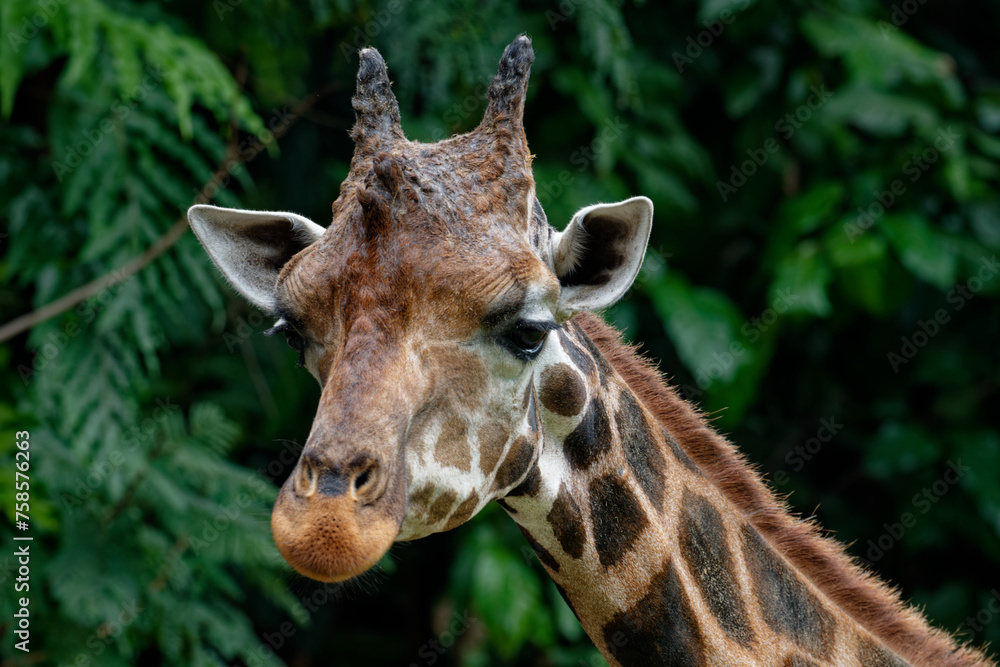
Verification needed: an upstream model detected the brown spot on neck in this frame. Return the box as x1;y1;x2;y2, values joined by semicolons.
572;312;990;667
539;362;587;416
678;489;754;647
547;483;586;560
616;390;668;511
563;400;612;470
601;559;707;666
740;524;836;659
588;474;647;569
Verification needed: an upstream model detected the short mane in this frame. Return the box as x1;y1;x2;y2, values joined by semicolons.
574;312;993;667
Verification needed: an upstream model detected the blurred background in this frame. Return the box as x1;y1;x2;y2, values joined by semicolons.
2;0;999;665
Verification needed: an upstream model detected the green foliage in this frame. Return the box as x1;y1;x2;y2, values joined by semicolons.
0;1;293;664
1;0;998;665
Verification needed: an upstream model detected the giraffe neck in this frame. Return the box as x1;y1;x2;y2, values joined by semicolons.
498;313;990;667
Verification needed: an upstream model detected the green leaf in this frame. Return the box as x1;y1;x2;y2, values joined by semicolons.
880;214;958;289
825;226;890;314
954;431;1000;534
820;86;939;137
701;325;775;426
968;202;1000;249
636;168;697;214
649;273;749;386
864;421;941;478
452;520;554;657
61;1;103;87
801;12;963;106
779;182;845;235
698;0;756;23
551;67;615;129
0;0;29;117
943;148;973;202
975;96;1000;133
145;467;190;513
724;48;782;119
768;241;832;317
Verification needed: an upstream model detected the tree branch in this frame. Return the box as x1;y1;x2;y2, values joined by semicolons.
0;86;332;344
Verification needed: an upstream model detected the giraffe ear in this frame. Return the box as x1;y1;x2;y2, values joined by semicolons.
188;204;326;314
550;196;653;318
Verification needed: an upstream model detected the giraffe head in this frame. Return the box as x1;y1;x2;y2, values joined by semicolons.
188;35;653;582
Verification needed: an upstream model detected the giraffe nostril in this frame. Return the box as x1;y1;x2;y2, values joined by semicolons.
354;466;374;492
352;458;383;502
292;453;384;501
295;458;319;497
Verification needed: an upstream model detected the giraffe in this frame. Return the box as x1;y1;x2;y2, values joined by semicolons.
187;36;994;667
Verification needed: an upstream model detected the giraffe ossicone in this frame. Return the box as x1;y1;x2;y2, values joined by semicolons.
189;35;994;667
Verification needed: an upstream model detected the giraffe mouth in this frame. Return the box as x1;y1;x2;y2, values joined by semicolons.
271;454;405;582
271;494;398;582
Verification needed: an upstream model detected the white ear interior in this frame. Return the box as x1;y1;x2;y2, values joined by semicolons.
188;205;325;313
550;196;653;318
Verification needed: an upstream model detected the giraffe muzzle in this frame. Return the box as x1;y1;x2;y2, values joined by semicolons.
271;450;405;582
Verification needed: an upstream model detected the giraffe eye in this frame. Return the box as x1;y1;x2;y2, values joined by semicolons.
265;318;308;367
284;329;305;354
284;329;307;367
510;323;548;355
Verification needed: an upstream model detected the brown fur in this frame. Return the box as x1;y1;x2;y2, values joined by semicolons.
444;492;480;531
436;416;473;472
271;481;398;583
478;421;510;476
573;312;995;667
